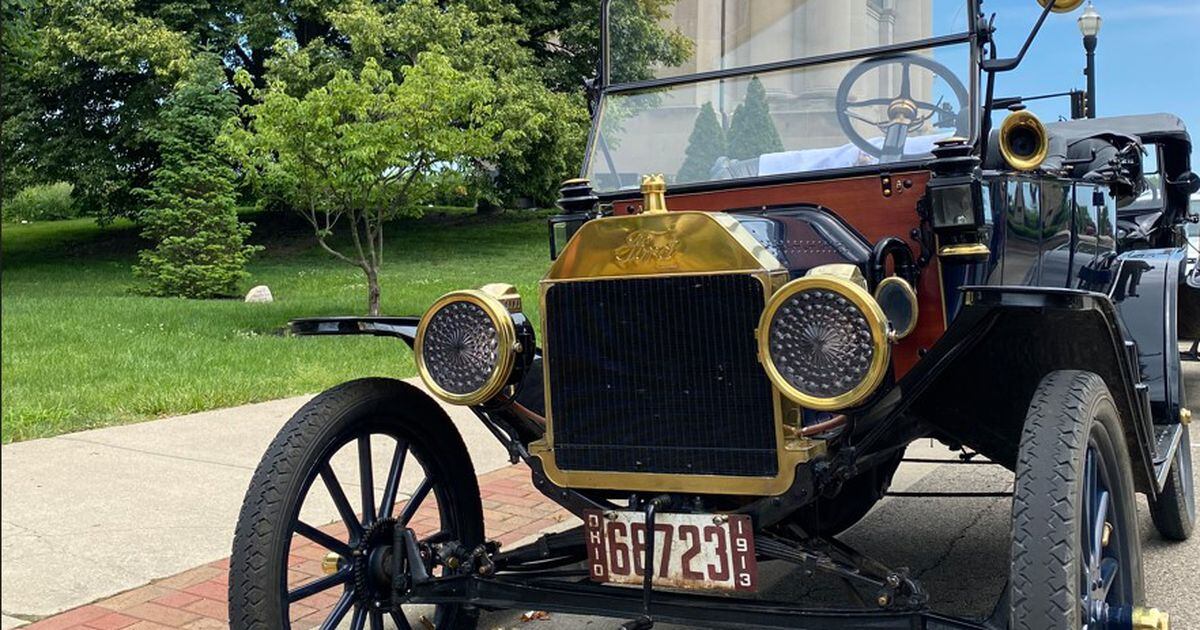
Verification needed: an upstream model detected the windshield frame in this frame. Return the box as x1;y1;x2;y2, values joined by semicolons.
587;0;984;195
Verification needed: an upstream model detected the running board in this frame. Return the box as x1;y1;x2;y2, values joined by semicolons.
1152;424;1183;490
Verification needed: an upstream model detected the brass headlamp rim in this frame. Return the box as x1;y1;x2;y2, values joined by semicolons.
757;276;891;411
415;289;518;406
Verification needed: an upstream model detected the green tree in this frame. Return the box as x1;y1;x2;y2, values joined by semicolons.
2;0;191;218
364;0;587;208
134;58;260;298
727;77;784;160
477;0;692;91
677;102;727;184
1;0;37;193
226;4;510;315
3;0;694;214
249;0;590;209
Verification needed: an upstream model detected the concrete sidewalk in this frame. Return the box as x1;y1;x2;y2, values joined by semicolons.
0;380;514;627
5;463;574;630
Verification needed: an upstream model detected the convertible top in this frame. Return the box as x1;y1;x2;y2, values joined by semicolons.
1046;113;1191;152
984;114;1192;205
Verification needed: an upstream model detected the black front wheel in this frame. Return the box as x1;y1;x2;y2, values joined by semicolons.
229;378;484;630
1009;370;1144;630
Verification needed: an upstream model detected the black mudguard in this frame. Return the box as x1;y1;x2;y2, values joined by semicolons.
1110;249;1189;425
290;316;421;346
896;287;1159;496
288;315;548;419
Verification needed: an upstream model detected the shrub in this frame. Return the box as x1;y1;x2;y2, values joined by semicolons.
2;182;77;222
134;58;260;299
677;102;727;183
727;77;784;160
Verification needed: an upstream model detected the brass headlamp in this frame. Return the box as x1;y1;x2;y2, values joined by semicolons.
415;285;527;406
999;110;1050;172
757;265;892;411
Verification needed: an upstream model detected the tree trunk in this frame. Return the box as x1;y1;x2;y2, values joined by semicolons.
365;265;381;317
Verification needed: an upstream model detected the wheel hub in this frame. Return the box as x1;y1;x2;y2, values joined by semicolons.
353;517;397;605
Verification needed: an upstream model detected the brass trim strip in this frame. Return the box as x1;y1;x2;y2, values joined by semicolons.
938;242;991;257
530;435;826;495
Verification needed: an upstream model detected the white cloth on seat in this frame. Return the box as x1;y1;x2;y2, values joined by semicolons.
757;133;954;176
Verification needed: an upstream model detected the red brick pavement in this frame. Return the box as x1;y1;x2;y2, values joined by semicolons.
21;464;575;630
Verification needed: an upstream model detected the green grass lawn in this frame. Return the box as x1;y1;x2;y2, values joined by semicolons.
1;209;551;442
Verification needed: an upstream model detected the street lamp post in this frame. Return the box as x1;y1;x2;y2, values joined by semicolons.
1078;2;1103;119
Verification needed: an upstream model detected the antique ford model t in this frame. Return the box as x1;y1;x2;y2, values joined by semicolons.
230;0;1199;628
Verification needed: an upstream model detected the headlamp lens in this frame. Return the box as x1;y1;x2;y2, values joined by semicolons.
416;291;518;405
757;275;891;410
421;301;500;396
768;289;876;399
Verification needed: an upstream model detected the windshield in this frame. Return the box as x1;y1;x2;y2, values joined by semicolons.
589;0;977;193
608;0;973;85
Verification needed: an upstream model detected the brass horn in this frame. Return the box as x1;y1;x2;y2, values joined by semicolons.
999;110;1049;172
1037;0;1085;13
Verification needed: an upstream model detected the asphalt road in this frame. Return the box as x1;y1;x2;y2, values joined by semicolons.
480;357;1200;629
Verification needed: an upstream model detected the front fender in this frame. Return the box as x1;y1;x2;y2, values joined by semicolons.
289;315;548;437
893;287;1157;496
289;316;420;347
1110;249;1189;426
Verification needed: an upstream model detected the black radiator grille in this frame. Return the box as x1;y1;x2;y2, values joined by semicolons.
545;273;778;477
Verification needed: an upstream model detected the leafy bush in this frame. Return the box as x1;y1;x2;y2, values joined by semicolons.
3;182;77;222
424;168;475;208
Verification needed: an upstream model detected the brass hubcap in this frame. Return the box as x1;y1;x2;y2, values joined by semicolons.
321;551;341;576
1132;607;1170;630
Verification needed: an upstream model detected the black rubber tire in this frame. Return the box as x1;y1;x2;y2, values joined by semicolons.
228;378;484;630
1009;370;1144;630
1148;425;1195;541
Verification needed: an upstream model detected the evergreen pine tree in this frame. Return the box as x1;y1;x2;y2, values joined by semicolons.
727;77;784;160
676;101;727;183
134;58;261;298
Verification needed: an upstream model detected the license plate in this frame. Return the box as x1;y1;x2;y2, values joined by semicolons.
583;510;757;592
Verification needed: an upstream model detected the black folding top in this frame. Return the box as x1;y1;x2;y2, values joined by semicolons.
1046;113;1191;150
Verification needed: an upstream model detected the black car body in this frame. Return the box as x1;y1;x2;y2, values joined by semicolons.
232;1;1198;628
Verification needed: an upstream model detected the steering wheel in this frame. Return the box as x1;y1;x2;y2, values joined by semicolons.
835;53;970;162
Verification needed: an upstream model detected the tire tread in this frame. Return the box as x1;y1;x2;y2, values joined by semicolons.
1009;370;1142;630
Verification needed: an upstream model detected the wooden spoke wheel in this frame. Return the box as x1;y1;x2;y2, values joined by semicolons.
230;379;484;630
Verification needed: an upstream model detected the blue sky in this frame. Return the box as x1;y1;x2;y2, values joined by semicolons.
985;0;1200;165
